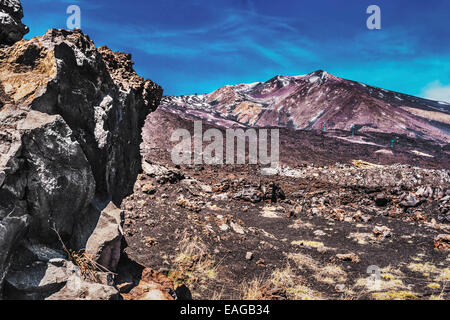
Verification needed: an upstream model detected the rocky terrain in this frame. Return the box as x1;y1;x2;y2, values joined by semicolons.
1;0;449;301
119;71;450;300
118;125;450;300
121;153;449;300
0;2;180;300
122;149;450;300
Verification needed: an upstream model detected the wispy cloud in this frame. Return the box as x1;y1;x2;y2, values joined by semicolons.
85;4;320;77
423;81;450;103
21;0;450;96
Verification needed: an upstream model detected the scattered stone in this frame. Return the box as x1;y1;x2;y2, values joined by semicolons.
144;237;158;247
231;222;245;235
255;259;265;267
289;205;303;218
401;194;420;208
434;188;445;200
122;281;172;300
375;193;389;207
21;243;66;262
410;211;426;222
335;284;346;292
416;186;433;198
261;182;286;203
373;226;392;240
117;282;134;294
142;182;157;195
245;252;253;261
261;206;281;218
232;182;285;204
317;246;328;254
212;182;230;193
430;219;440;230
157;169;184;185
176;196;201;212
233;188;262;203
212;193;229;201
313;230;326;237
434;234;450;250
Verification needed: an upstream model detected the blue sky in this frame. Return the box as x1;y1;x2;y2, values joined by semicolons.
21;0;450;101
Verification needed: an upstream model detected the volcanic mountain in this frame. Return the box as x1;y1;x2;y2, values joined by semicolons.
134;72;450;301
160;70;450;144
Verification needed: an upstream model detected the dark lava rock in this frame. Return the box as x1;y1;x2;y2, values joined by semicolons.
375;193;389;207
261;182;286;203
0;0;29;46
434;234;450;250
401;194;420;208
0;28;162;294
233;188;263;203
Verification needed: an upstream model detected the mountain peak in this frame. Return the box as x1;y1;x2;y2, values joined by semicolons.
312;69;327;75
161;71;450;143
307;70;341;82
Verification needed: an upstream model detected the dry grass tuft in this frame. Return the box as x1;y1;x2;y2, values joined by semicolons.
168;233;220;289
240;262;325;300
52;226;114;283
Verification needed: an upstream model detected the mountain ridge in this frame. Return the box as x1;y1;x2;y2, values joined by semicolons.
160;70;450;144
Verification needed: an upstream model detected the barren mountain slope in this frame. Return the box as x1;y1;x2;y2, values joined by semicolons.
161;70;450;144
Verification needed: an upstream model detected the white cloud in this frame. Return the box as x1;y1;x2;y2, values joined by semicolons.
422;81;450;103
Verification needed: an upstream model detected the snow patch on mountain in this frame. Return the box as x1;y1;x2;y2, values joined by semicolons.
310;110;325;125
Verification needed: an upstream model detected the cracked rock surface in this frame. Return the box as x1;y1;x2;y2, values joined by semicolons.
0;26;163;299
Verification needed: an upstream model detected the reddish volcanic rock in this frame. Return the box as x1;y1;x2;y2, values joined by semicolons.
434;234;450;250
121;268;175;300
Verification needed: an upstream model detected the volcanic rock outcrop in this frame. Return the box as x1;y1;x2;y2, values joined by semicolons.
0;27;162;299
0;0;29;47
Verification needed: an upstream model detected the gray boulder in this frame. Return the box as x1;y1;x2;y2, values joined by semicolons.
4;259;77;299
46;273;120;300
86;202;124;272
